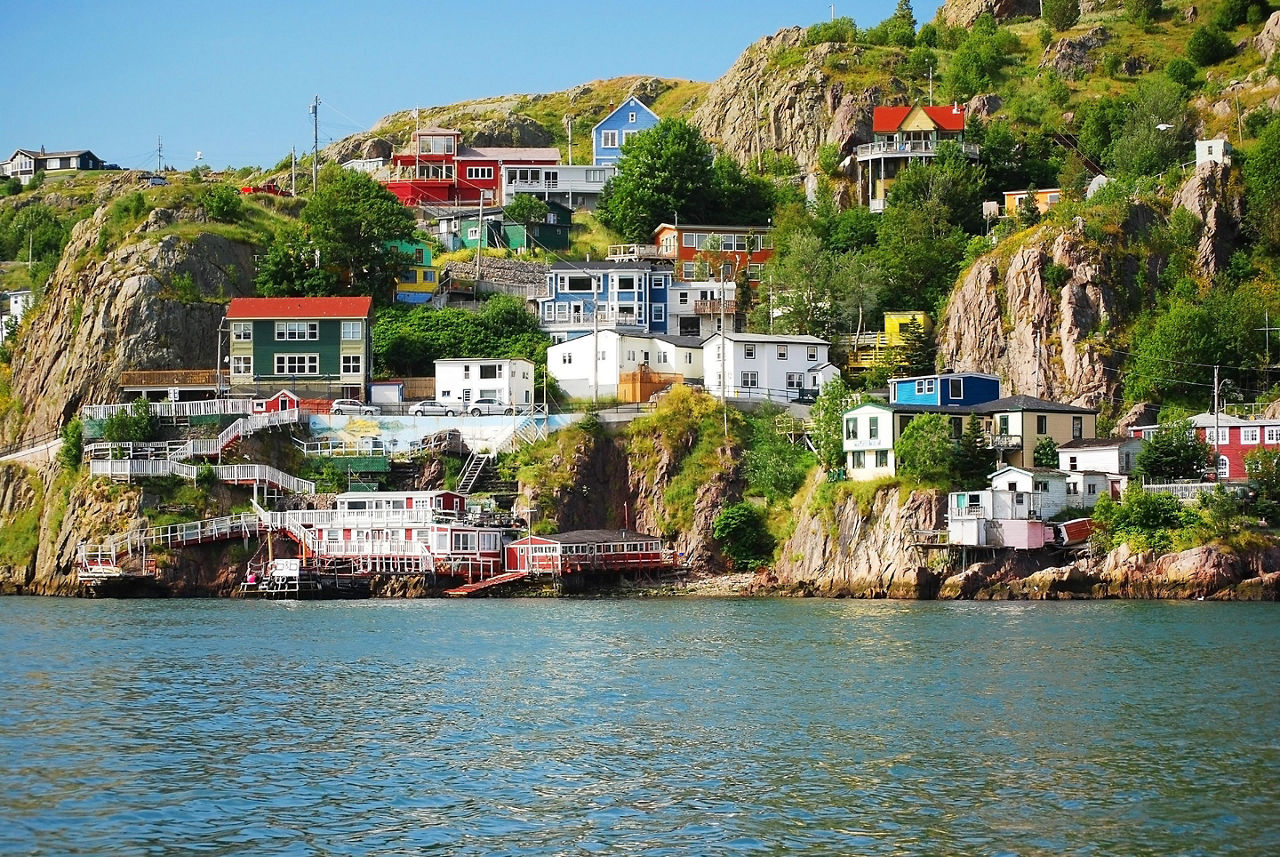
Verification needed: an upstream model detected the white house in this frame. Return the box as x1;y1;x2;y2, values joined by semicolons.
1;289;33;333
666;280;739;339
702;333;837;404
548;331;703;400
433;357;536;408
948;465;1106;549
1057;436;1144;498
842;401;896;480
1195;138;1232;167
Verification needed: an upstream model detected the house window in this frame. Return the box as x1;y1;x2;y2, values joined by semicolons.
1069;456;1078;471
678;292;688;305
466;227;480;241
561;352;572;364
915;379;936;395
845;418;857;440
1072;416;1083;439
466;166;493;180
1218;455;1230;480
627;350;636;362
807;346;818;361
601;130;619;148
622;130;639;144
852;451;865;468
998;415;1010;436
741;371;758;388
628;112;637;123
1242;427;1260;444
230;355;252;376
586;169;604;182
1266;426;1280;444
275;321;318;341
1035;480;1049;492
231;322;253;342
480;364;500;379
341;321;363;340
744;344;756;359
564;275;593;293
1087;482;1098;496
786;372;803;390
452;531;478;552
777;345;788;360
1067;483;1079;495
658;351;668;364
652;305;665;321
868;416;879;440
274;353;319;375
682;262;696;279
876;450;889;468
949;377;963;400
682;234;697;248
1037;415;1048;434
342;355;362;375
1211;427;1230;445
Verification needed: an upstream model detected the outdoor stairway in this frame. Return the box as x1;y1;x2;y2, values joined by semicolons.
89;460;316;494
77;512;263;580
456;453;493;495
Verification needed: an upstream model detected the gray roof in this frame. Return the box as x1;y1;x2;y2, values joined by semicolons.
648;333;704;348
549;260;667;271
1059;436;1141;450
968;395;1095;415
714;332;829;345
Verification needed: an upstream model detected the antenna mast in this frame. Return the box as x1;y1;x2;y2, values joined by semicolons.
156;135;162;173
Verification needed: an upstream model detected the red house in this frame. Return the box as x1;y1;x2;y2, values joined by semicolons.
505;529;671;575
383;127;560;207
1130;413;1280;482
851;104;979;212
650;223;774;284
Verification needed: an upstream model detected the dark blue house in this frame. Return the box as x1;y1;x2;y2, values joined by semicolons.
889;372;1001;408
592;97;660;166
537;260;671;342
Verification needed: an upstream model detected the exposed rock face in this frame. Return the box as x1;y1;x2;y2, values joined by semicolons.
939;0;1040;26
468;116;555;148
1171;160;1243;278
690;28;887;171
768;480;947;597
1257;11;1280;61
7;208;255;445
967;94;1004;120
1041;28;1110;78
937;227;1124;410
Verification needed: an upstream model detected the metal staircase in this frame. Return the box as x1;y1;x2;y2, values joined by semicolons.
456;453;493;495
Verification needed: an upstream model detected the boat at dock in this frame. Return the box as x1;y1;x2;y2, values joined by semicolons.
237;558;370;600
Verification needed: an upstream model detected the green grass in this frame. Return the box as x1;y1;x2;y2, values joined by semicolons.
0;467;43;567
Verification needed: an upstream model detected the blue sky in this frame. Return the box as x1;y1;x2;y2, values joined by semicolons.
2;0;942;171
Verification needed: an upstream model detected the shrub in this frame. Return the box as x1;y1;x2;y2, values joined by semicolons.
1186;25;1234;66
1043;0;1080;31
197;184;243;223
1124;0;1162;24
712;503;775;570
816;143;842;177
57;418;83;471
804;16;859;45
1165;58;1198;88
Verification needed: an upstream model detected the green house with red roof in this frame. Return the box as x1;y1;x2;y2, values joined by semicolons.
226;296;373;399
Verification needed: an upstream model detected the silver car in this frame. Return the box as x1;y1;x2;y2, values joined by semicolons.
409;399;458;417
330;399;380;416
467;398;515;416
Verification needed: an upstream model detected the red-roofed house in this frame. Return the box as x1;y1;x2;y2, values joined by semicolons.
382;127;560;207
851;104;980;212
226;296;373;399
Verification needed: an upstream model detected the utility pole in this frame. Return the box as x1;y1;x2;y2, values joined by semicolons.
474;192;487;283
290;146;296;197
1213;364;1221;480
310;95;320;192
156;135;162;173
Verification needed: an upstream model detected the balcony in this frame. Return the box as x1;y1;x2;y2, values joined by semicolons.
693;299;737;316
855;140;981;160
607;243;668;261
540;311;646;332
987;433;1023;451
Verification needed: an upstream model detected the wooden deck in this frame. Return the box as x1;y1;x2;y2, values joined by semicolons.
443;571;528;597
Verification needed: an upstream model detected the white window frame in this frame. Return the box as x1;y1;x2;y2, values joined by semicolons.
600;130;619;148
652;305;665;322
274;353;320;375
1241;427;1260;445
230;355;253;376
786;372;803;390
341;320;363;341
275;321;318;341
231;322;253;342
740;371;758;388
465;166;494;180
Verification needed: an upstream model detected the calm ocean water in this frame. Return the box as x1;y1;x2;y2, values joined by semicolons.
1;597;1277;856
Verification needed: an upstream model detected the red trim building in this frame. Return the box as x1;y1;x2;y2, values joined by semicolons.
383;127;560;207
505;529;671;575
851;104;979;212
1130;413;1280;482
650;223;774;284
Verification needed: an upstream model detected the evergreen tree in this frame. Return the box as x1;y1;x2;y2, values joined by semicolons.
1033;435;1060;468
957;413;996;489
897;316;937;376
1135;418;1213;481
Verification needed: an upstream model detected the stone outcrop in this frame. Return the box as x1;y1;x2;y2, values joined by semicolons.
967;94;1004;121
767;478;947;598
1257;11;1280;61
937;226;1125;409
1040;28;1111;78
690;28;887;171
939;0;1040;26
1171;159;1243;279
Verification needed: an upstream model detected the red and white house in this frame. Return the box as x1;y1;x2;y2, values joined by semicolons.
850;104;979;212
505;529;671;575
651;223;775;285
383;127;560;207
1129;413;1280;481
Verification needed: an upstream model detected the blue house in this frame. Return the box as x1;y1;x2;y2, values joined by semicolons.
889;372;1001;408
537;261;671;342
592;97;660;166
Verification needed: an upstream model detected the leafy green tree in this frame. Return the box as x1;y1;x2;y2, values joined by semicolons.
883;0;918;47
1125;298;1230;402
1;177;20;196
943;16;1022;100
1245;447;1280;519
197;184;243;223
504;193;549;250
956;413;996;489
57;418;83;471
1242;118;1280;252
103;398;159;443
1042;0;1080;31
743;407;816;501
712;502;775;569
1165;58;1197;88
1186;25;1235;66
1091;486;1193;553
903;45;938;80
711;154;775;226
1135;418;1213;481
1033;435;1060;468
809;376;858;470
597;118;717;242
1124;0;1162;24
1108;75;1194;177
763;227;863;340
894;412;956;484
873;200;968;314
254;224;339;297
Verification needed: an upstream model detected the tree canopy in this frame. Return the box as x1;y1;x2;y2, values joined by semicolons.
1135;418;1213;481
895;413;956;483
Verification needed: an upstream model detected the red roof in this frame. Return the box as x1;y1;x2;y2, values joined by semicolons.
226;296;373;320
872;105;966;134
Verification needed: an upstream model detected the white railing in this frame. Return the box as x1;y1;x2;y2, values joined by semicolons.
606;243;666;260
1143;482;1219;503
855;140;981;159
90;460;316;494
219;408;307;449
294;437;387;458
77;512;263;570
82;398;256;421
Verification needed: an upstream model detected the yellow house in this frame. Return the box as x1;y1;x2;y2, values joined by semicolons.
1002;187;1062;217
388;239;440;303
846;311;933;369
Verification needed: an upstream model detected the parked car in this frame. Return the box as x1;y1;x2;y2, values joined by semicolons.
409;399;458;417
467;398;515;416
330;399;380;416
